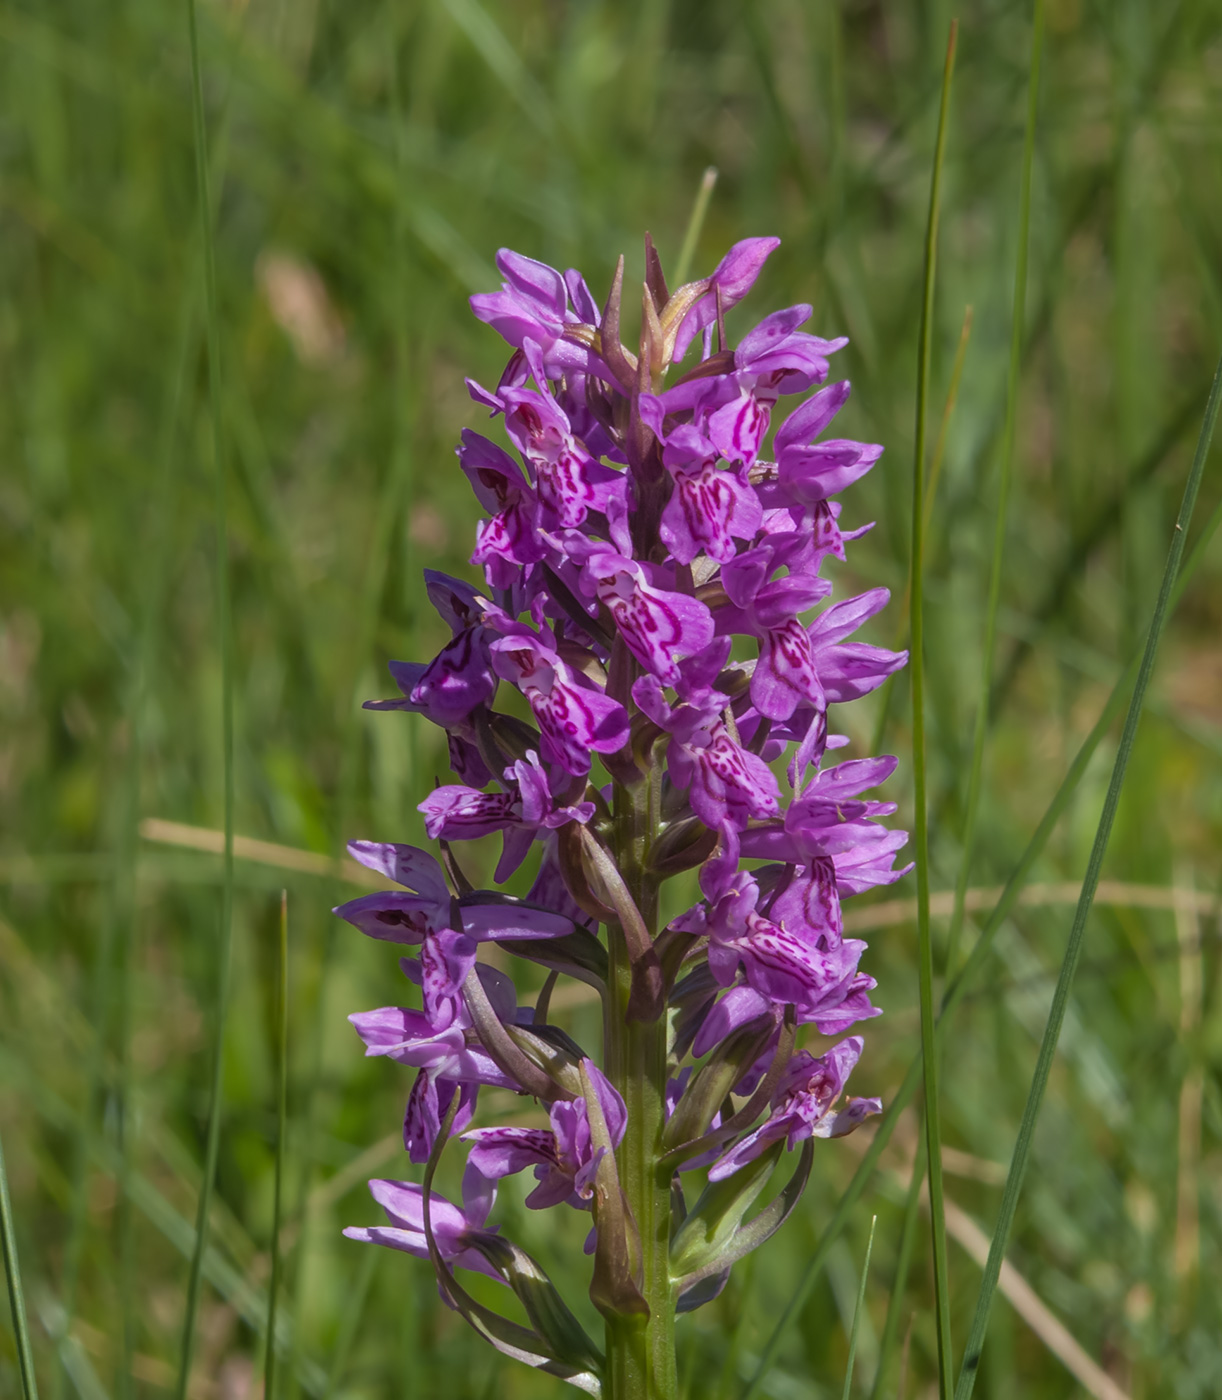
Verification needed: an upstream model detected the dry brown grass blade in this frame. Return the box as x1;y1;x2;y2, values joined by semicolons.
139;818;391;888
138;821;1220;928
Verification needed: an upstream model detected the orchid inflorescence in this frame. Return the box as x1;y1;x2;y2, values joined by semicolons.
340;234;911;1397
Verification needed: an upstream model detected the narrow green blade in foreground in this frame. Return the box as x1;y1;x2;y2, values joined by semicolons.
946;0;1046;976
953;348;1222;1399
841;1217;877;1400
175;0;237;1394
1;1127;41;1400
908;21;959;1400
264;892;290;1400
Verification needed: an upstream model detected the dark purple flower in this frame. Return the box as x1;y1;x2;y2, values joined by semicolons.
364;572;497;729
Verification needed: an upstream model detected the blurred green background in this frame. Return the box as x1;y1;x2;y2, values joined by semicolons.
2;0;1221;1397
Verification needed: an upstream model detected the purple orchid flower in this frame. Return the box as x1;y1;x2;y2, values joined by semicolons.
650;422;763;565
671;236;781;362
419;750;595;882
500;376;628;533
458;429;546;588
341;236;911;1383
364;571;497;729
469;249;606;378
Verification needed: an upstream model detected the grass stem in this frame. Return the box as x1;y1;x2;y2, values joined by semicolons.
946;0;1045;977
842;1217;877;1400
0;1127;40;1400
175;1;236;1394
674;167;719;286
909;21;959;1400
263;892;289;1400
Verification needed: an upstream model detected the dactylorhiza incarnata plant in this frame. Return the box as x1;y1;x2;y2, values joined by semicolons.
339;235;911;1399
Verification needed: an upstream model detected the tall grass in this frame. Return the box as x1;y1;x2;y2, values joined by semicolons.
908;22;958;1400
2;3;1220;1398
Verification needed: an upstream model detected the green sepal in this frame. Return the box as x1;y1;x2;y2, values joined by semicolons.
668;1141;783;1280
463;1233;605;1377
581;1063;650;1321
671;1141;814;1292
660;1016;776;1152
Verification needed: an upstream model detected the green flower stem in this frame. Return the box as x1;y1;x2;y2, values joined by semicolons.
604;778;675;1400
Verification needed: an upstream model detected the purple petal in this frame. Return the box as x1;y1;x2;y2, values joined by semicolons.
347;841;449;899
774;380;852;454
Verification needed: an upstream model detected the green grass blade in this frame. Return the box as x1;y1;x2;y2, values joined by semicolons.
740;468;1222;1399
673;166;719;285
869;1136;926;1400
841;1217;877;1400
952;349;1222;1398
946;0;1045;977
922;303;974;547
0;1127;41;1400
263;892;290;1400
175;0;236;1395
908;21;958;1400
869;299;972;759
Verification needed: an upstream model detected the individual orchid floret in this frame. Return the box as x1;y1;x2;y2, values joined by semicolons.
501;376;628;532
651;422;763;565
634;644;780;830
458;429;545;588
334;838;575;945
718;547;834;721
364;571;497;729
343;1171;503;1279
674;826;876;1029
486;615;629;775
706;1038;881;1180
419;751;595;882
671;236;780;362
469;249;605;378
464;1060;627;1211
580;550;714;685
